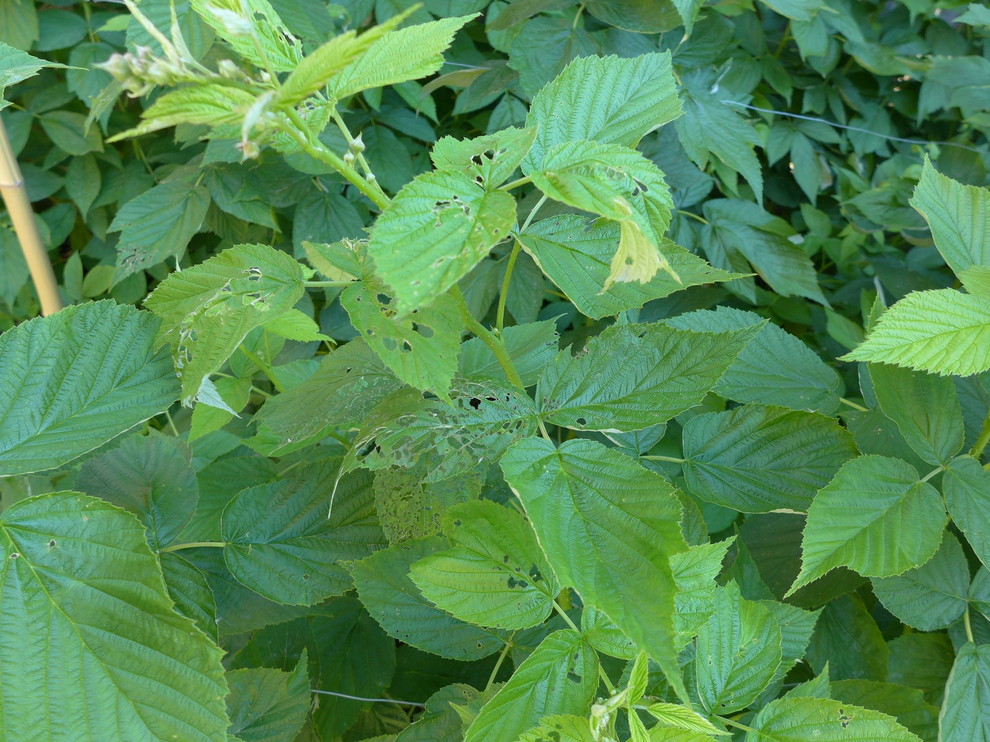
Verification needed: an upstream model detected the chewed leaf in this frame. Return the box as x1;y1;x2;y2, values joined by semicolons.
431;126;538;188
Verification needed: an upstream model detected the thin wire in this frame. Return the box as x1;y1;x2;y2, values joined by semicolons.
310;689;427;708
721;99;985;153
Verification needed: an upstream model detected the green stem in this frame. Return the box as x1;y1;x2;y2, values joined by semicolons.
485;641;512;691
159;541;226;553
496;240;521;333
676;209;709;225
965;608;975;643
921;466;944;483
281;108;390;210
304;280;355;288
641;455;685;464
970;408;990;459
163;409;180;437
330;109;375;177
551;602;615;693
239;346;286;393
501;175;532;191
839;397;870;412
720;717;758;734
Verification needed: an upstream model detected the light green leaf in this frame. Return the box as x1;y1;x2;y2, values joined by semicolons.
666;306;842;414
675;75;763;204
789;455;947;595
432;126;537;188
528;140;675;287
538;322;754;432
0;41;62;107
695;582;782;714
646;703;728;736
0;301;178;476
0;491;229;741
581;604;636;660
110;180;211;281
523;52;682;171
909;156;990;278
367;170;516;313
327;15;474;100
758;0;825;21
829;680;938;742
145;243;305;404
222;463;384;605
397;684;496;742
460;319;559;387
957;3;990;26
681;405;858;513
410;500;559;630
226;655;310;742
341;277;461;399
517;215;742;320
841;289;990;377
255;340;402;443
943;456;990;569
190;0;300;71
748;696;920;741
671;540;735;645
501;438;689;701
518;714;597;742
868;363;965;464
109;84;257;140
960;265;990;298
939;643;990;742
871;532;969;631
75;433;198;550
349;537;505;660
464;630;599;742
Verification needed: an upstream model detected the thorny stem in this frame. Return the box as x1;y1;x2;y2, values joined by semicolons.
281;108;390;210
970;409;990;460
159;541;225;553
331;109;375;177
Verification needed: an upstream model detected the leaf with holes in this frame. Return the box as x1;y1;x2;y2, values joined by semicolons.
432;126;537;188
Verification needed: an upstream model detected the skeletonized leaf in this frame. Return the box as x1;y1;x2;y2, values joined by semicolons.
517;215;742;319
501;437;689;701
789;455;947;595
464;630;599;742
681;405;858;513
523;52;682;171
366;170;516;312
841;289;990;377
0;492;229;741
909;156;990;278
537;322;754;432
0;301;178;476
410;500;560;630
222;463;384;605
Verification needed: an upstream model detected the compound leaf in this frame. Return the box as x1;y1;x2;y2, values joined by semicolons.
0;301;178;476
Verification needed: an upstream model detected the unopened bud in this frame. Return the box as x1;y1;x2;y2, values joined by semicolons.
343;151;356;165
349;133;365;153
365;172;376;182
236;139;261;160
217;59;240;79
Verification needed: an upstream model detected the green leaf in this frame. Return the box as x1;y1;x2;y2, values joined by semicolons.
841;289;990;377
528;140;676;287
0;41;62;107
0;491;228;740
584;0;682;33
943;456;990;569
254;340;403;444
789;455;947;595
517;715;597;742
871;532;969;631
646;703;729;736
537;322;754;432
960;265;990;298
517;215;742;320
695;582;782;714
460;319;559;387
432;126;537;188
40;110;103;155
681;405;858;513
190;0;300;71
464;630;599;742
350;537;505;660
76;433;198;549
367;170;516;313
145;243;305;404
160;552;219;641
909;156;990;278
221;463;384;605
109;84;256;140
341;279;461;399
805;594;887;683
347;380;538;482
327;15;474;100
939;643;990;742
675;75;764;204
397;684;496;742
748;696;920;741
868;363;965;464
110;180;211;281
501;438;689;701
410;500;560;630
0;301;178;476
672;540;735;644
523;53;681;171
829;680;938;742
226;654;310;742
759;0;826;21
374;467;482;545
667;306;842;414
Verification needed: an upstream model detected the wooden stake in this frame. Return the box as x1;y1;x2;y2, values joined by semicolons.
0;117;62;316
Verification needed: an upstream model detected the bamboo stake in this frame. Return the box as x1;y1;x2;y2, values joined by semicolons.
0;117;62;316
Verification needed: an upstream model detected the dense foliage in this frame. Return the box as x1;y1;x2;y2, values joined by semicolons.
1;0;989;740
